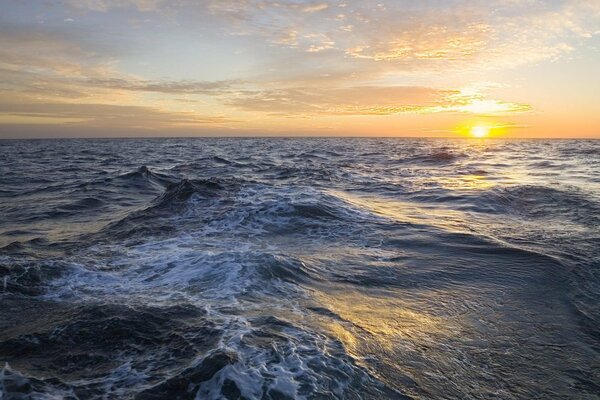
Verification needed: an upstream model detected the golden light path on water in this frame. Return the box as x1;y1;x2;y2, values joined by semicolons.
299;190;484;391
299;186;582;397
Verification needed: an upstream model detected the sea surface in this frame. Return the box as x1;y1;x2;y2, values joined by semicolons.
0;138;599;399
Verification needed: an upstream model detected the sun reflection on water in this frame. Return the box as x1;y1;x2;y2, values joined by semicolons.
313;289;448;355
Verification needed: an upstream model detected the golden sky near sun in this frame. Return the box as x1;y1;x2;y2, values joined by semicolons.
0;0;599;138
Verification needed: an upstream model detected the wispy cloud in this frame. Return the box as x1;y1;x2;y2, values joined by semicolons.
64;0;166;12
0;102;234;127
85;78;241;94
227;85;531;117
203;0;600;72
227;86;449;116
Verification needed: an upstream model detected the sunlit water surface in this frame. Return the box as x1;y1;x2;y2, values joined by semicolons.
0;138;598;399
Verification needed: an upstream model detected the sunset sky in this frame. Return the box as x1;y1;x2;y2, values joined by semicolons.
1;0;599;138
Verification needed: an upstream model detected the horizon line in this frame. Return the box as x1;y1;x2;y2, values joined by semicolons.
1;135;599;141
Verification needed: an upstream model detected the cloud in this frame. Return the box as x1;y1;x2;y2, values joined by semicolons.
227;85;531;117
441;99;532;115
0;102;234;128
226;86;444;115
203;0;600;72
64;0;166;12
300;3;329;13
12;1;599;78
49;0;599;74
85;78;241;94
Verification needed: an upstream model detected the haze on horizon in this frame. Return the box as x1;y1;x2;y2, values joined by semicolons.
1;0;599;139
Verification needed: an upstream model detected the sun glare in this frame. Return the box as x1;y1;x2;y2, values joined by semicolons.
470;126;490;138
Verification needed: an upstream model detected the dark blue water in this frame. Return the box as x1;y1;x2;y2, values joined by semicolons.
0;138;599;399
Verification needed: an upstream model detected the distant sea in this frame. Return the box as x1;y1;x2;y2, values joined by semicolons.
1;138;599;399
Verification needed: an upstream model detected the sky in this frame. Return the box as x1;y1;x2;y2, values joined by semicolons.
0;0;599;138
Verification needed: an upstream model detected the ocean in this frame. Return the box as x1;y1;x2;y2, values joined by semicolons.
0;138;598;399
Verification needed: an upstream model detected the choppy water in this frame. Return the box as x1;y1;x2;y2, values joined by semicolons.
0;138;599;399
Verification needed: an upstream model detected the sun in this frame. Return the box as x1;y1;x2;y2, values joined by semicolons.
470;126;490;138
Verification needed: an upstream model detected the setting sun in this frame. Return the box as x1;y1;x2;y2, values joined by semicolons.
471;126;491;138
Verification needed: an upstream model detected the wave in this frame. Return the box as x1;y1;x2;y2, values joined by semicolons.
485;184;600;225
152;178;226;208
135;350;238;400
402;183;600;227
0;250;404;398
403;150;465;164
0;306;404;399
0;364;77;400
57;197;105;211
258;165;340;183
169;156;247;175
94;180;369;243
0;258;65;296
0;300;219;399
211;155;237;165
1;166;173;229
116;165;175;187
92;178;233;240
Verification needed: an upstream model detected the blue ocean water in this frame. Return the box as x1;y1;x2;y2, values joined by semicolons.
0;138;599;399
